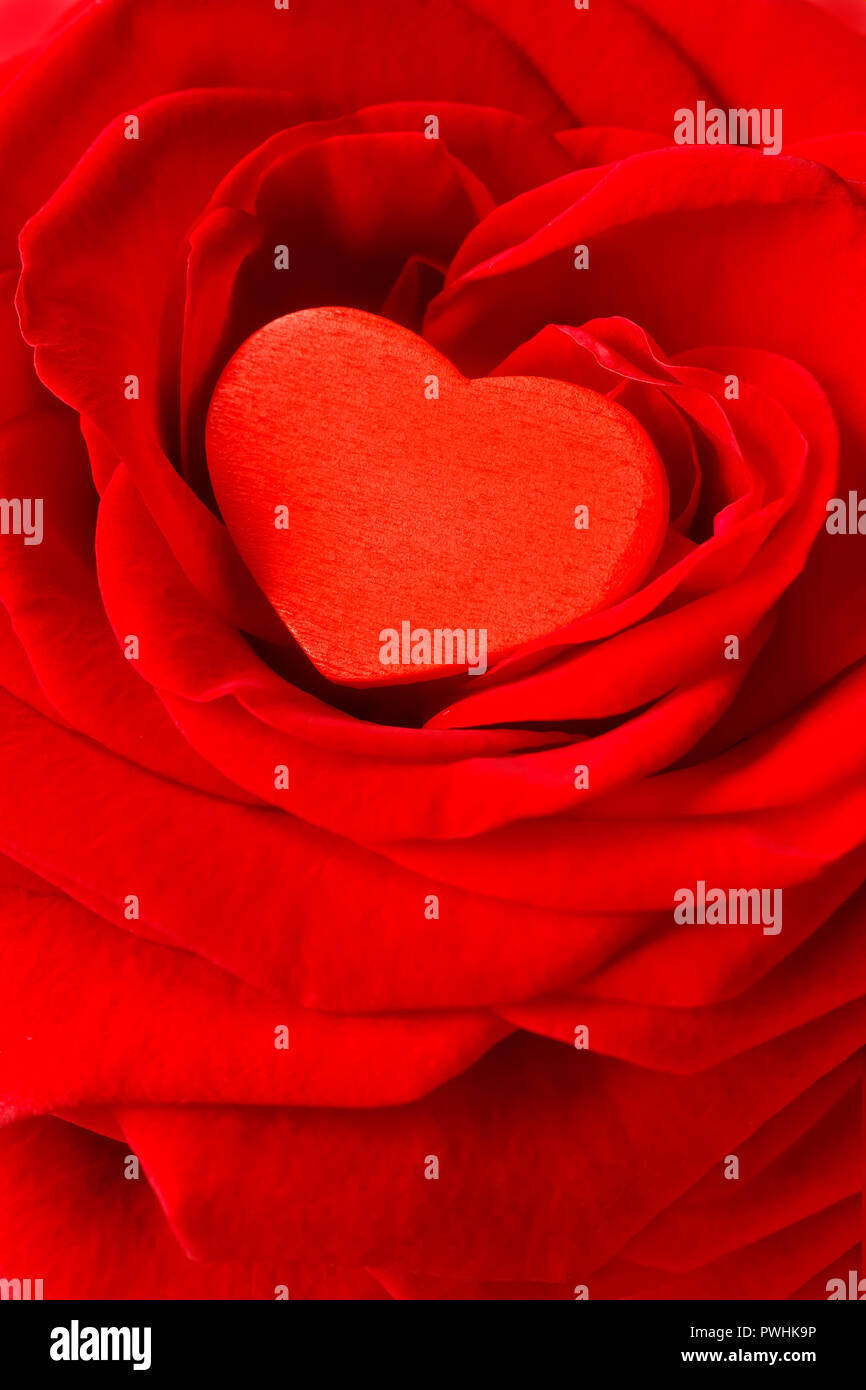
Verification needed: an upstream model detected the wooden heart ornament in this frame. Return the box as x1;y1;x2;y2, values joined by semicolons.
206;307;668;685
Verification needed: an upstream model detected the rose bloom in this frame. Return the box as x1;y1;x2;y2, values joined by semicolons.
0;0;864;1301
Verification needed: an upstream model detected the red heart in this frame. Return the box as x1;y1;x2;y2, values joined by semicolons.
206;308;668;686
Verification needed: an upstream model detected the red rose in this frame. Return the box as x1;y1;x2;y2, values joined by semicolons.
0;0;864;1301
